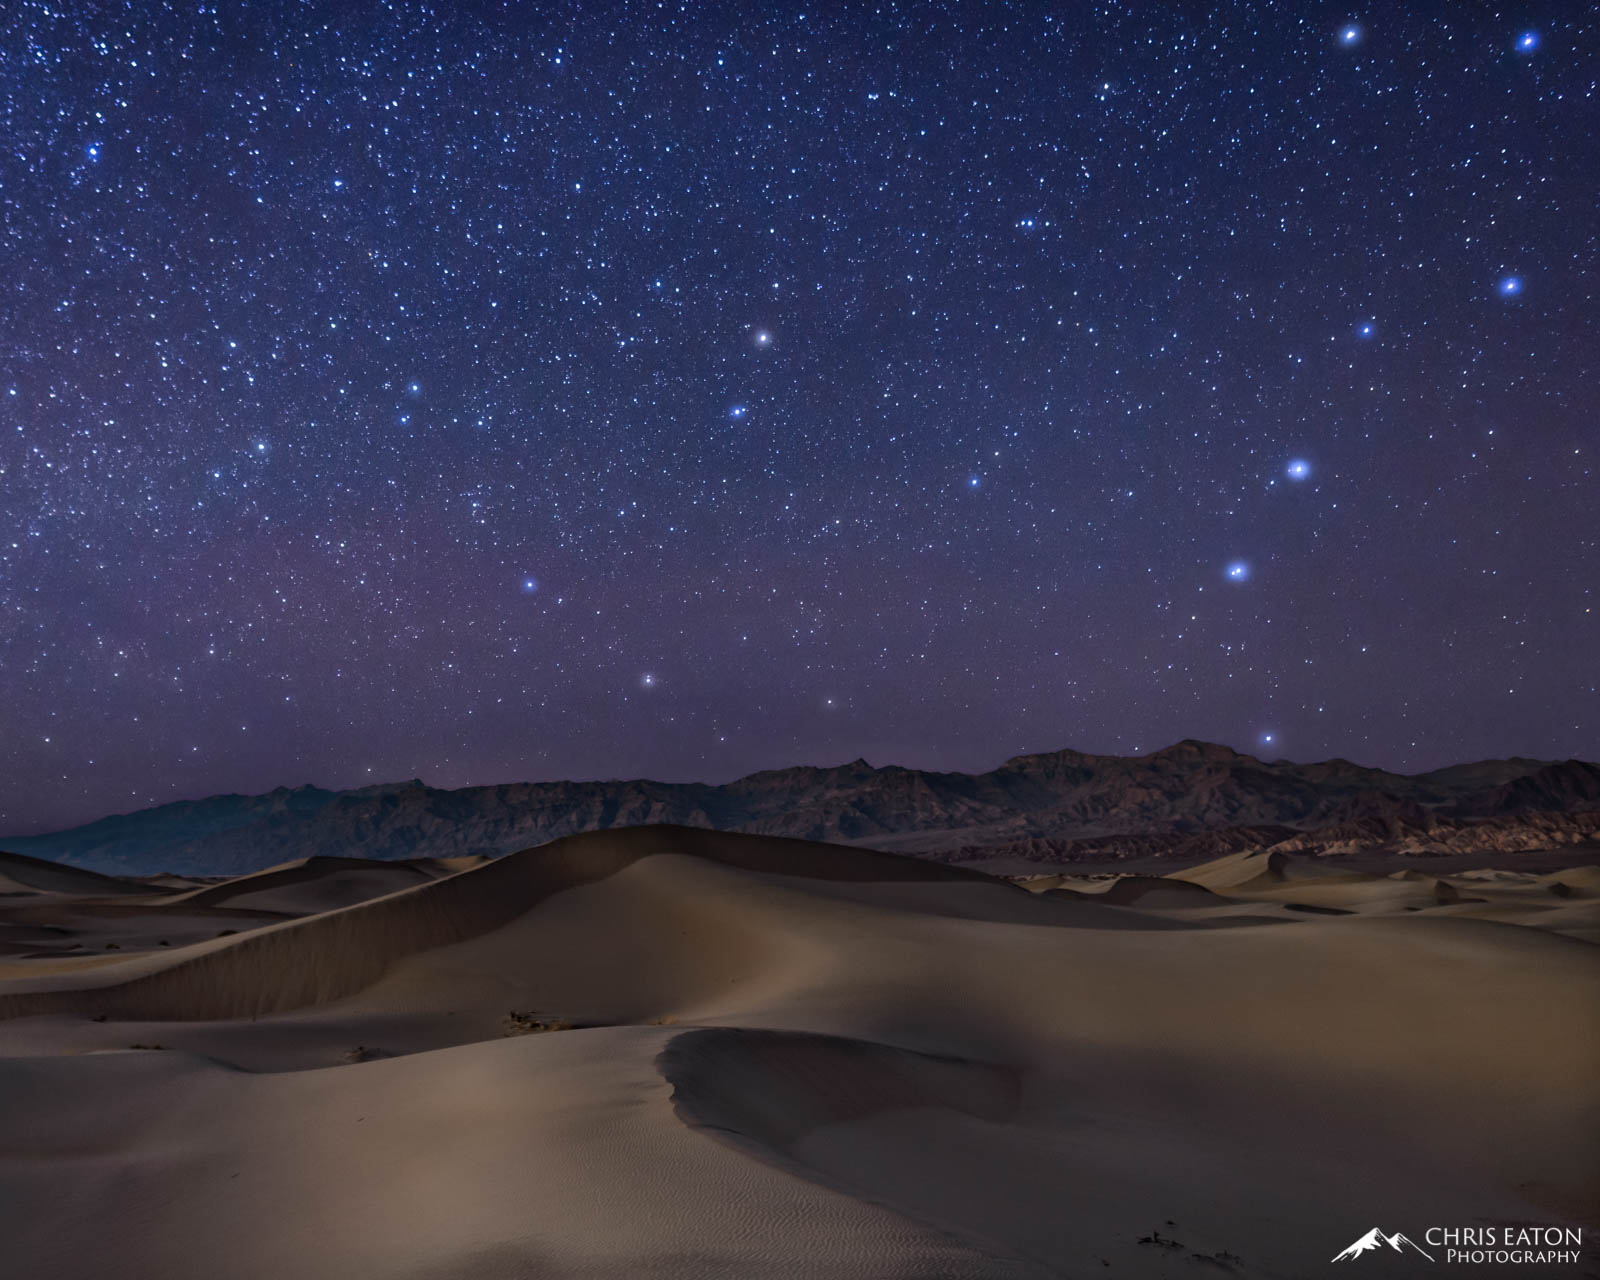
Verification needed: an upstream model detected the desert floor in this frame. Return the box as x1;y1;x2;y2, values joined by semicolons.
1;827;1597;1278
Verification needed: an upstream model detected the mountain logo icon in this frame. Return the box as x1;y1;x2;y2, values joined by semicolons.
1331;1228;1436;1262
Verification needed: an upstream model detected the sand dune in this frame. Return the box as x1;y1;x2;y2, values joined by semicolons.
161;852;488;914
1148;847;1600;941
1;825;1596;1277
1069;873;1225;907
0;850;496;968
0;848;152;897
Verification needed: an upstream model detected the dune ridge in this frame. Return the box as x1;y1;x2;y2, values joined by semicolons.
0;849;153;897
0;826;994;1022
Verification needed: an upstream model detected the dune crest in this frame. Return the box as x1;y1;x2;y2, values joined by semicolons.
0;826;995;1021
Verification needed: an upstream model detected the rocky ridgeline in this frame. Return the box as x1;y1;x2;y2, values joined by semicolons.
5;743;1597;876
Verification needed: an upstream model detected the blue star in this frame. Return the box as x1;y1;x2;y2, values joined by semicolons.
1515;30;1539;53
1226;560;1250;582
968;474;981;488
86;143;101;161
521;577;539;594
1286;459;1311;481
728;404;747;419
1498;275;1523;298
1338;23;1363;47
1356;321;1376;339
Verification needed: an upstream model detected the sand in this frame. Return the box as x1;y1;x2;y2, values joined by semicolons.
1;827;1596;1277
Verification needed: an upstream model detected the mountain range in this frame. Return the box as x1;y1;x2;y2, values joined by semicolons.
5;741;1597;877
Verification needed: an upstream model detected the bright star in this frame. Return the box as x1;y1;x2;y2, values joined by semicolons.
521;578;539;594
1338;23;1363;46
641;672;656;688
968;474;981;488
1286;459;1311;480
728;404;747;419
752;330;772;347
1226;561;1251;582
1515;30;1539;52
1498;275;1523;297
1357;321;1375;338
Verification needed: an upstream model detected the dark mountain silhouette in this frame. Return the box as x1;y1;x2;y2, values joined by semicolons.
3;742;1594;877
942;810;1600;869
1477;760;1600;814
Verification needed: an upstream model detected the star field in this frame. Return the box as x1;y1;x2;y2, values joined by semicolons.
1;1;1594;832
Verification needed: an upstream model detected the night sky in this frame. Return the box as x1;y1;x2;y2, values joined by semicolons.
2;2;1595;834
